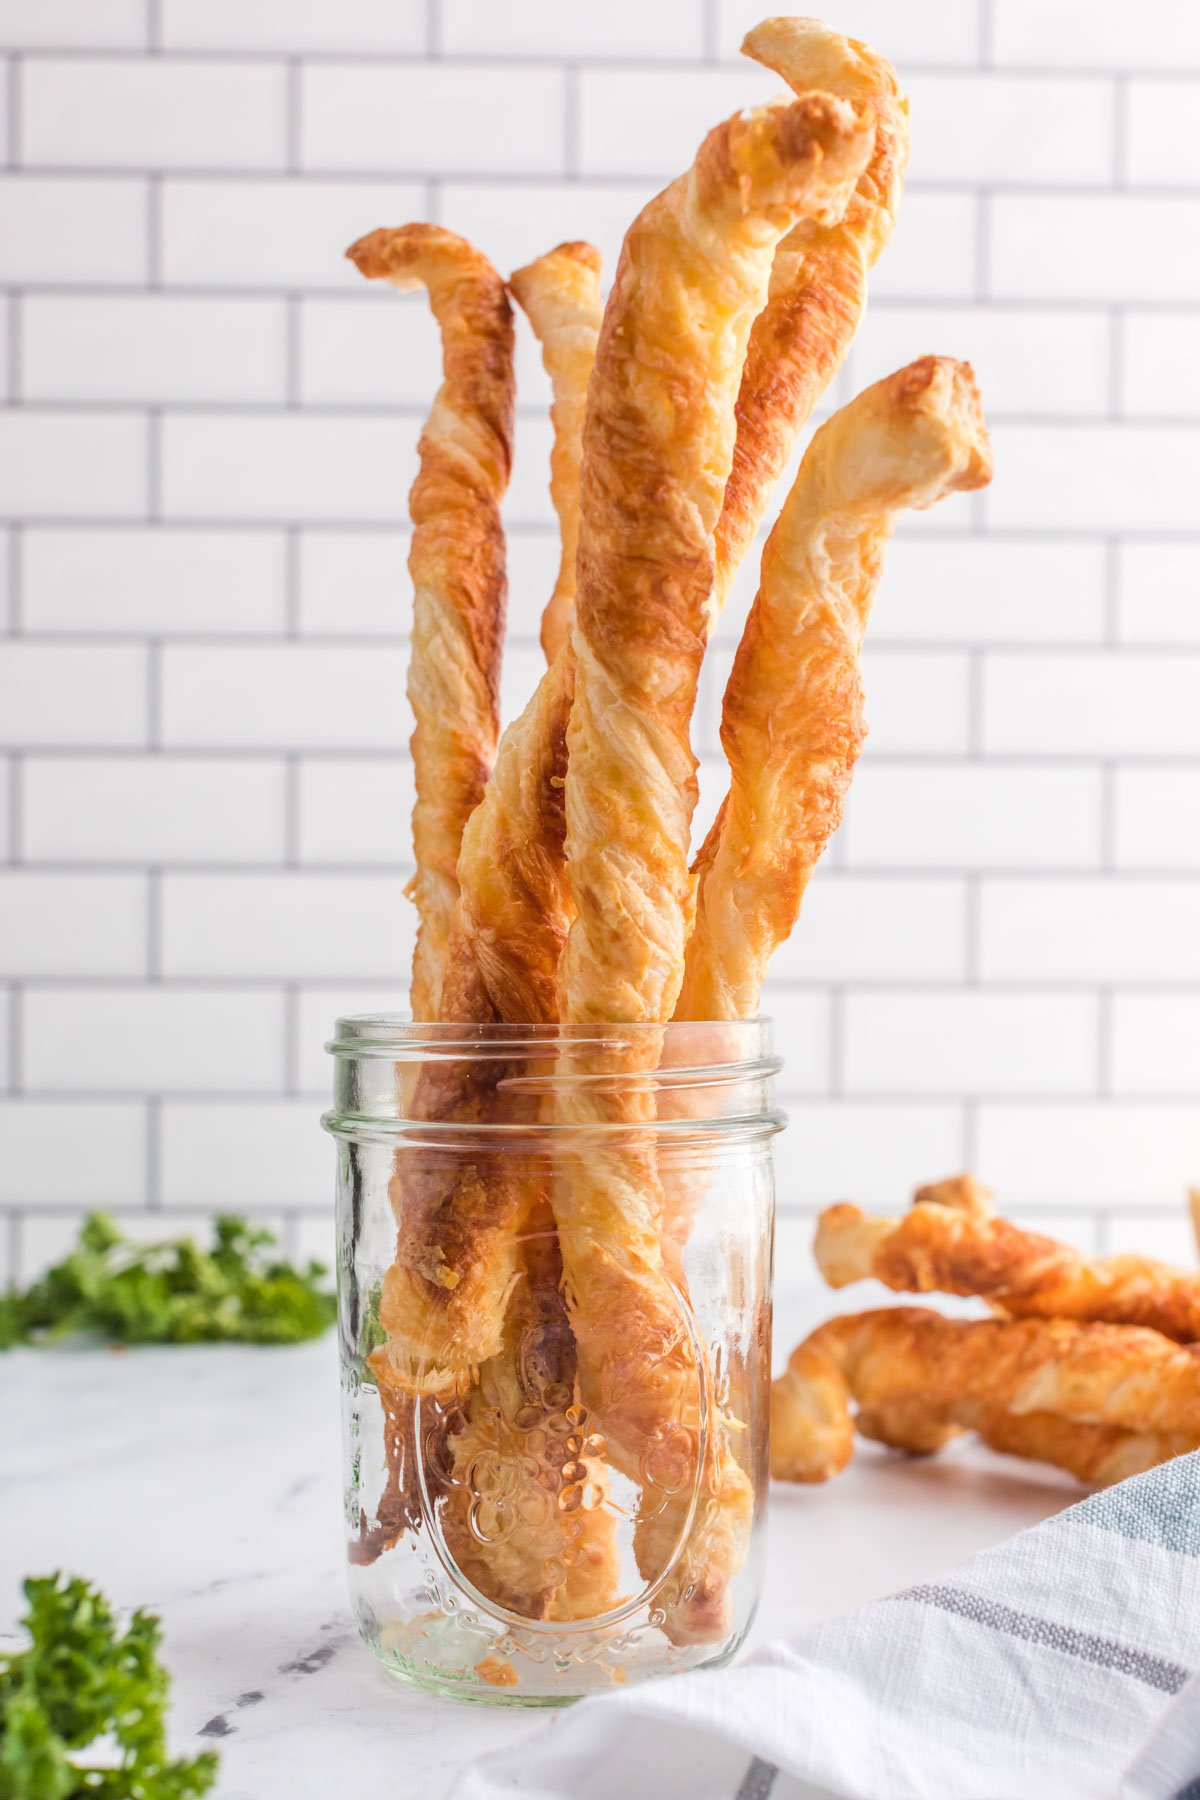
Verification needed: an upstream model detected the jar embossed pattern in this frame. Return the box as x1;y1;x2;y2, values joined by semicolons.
324;1017;784;1704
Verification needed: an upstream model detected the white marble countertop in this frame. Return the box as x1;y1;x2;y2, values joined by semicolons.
1;1335;1086;1798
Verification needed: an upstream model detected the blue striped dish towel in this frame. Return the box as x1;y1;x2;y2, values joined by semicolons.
453;1453;1200;1800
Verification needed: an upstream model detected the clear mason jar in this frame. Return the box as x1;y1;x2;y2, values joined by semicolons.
323;1015;784;1706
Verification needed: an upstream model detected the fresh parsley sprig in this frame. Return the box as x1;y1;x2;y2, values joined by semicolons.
0;1214;336;1350
0;1573;217;1800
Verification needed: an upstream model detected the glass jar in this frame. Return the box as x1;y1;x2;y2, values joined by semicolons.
323;1016;784;1706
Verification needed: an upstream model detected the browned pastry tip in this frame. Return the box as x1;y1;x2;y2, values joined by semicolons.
677;356;991;1025
713;17;909;608
913;1173;995;1218
508;242;604;666
348;222;514;1023
770;1307;1200;1486
813;1198;1200;1344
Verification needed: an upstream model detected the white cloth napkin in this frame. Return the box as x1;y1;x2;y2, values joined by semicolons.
453;1453;1200;1800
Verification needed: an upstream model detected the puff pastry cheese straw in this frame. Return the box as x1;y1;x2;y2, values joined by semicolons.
815;1199;1200;1343
556;78;875;1647
771;1307;1200;1485
714;17;908;609
347;225;514;1022
678;357;992;1023
509;242;604;664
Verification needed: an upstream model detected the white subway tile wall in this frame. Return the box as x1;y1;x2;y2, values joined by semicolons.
2;0;1199;1281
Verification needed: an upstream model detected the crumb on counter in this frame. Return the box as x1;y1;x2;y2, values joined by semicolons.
474;1654;519;1688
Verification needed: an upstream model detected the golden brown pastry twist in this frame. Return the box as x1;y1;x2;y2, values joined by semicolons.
560;90;873;1033
347;225;514;1022
678;357;992;1022
372;246;605;1385
815;1198;1200;1343
556;76;875;1647
770;1307;1200;1485
509;242;604;663
714;18;908;608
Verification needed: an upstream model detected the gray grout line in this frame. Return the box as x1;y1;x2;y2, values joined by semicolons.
1099;762;1118;869
964;874;981;983
6;291;20;404
146;0;161;52
146;408;161;519
285;295;302;406
703;0;720;61
14;399;1200;427
1103;537;1121;644
6;754;19;861
283;984;300;1096
146;1095;161;1207
15;853;1200;877
827;989;844;1098
9;161;1200;198
978;192;993;304
15;1084;1197;1107
1112;73;1129;186
1096;989;1113;1097
962;1098;979;1167
6;525;20;632
146;637;162;747
6;56;18;167
146;174;162;287
284;525;301;632
284;755;300;865
425;0;441;58
6;973;1200;998
8;985;20;1093
1108;311;1124;418
286;58;302;173
7;284;1200;315
967;650;985;756
977;0;994;67
563;64;580;179
5;1210;18;1280
3;47;1199;75
146;867;162;979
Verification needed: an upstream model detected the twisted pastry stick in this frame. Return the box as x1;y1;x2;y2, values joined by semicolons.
374;245;606;1384
771;1308;1200;1485
557;77;874;1648
714;17;908;609
374;249;617;1613
347;225;514;1022
850;1393;1189;1487
678;357;992;1022
815;1199;1200;1343
560;90;873;1032
509;243;604;664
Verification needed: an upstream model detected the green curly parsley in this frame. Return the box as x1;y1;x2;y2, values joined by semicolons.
0;1573;217;1800
0;1214;336;1350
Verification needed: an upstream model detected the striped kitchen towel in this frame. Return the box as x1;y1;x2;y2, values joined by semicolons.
453;1452;1200;1800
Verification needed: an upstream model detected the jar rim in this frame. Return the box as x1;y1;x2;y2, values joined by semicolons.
326;1013;777;1063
